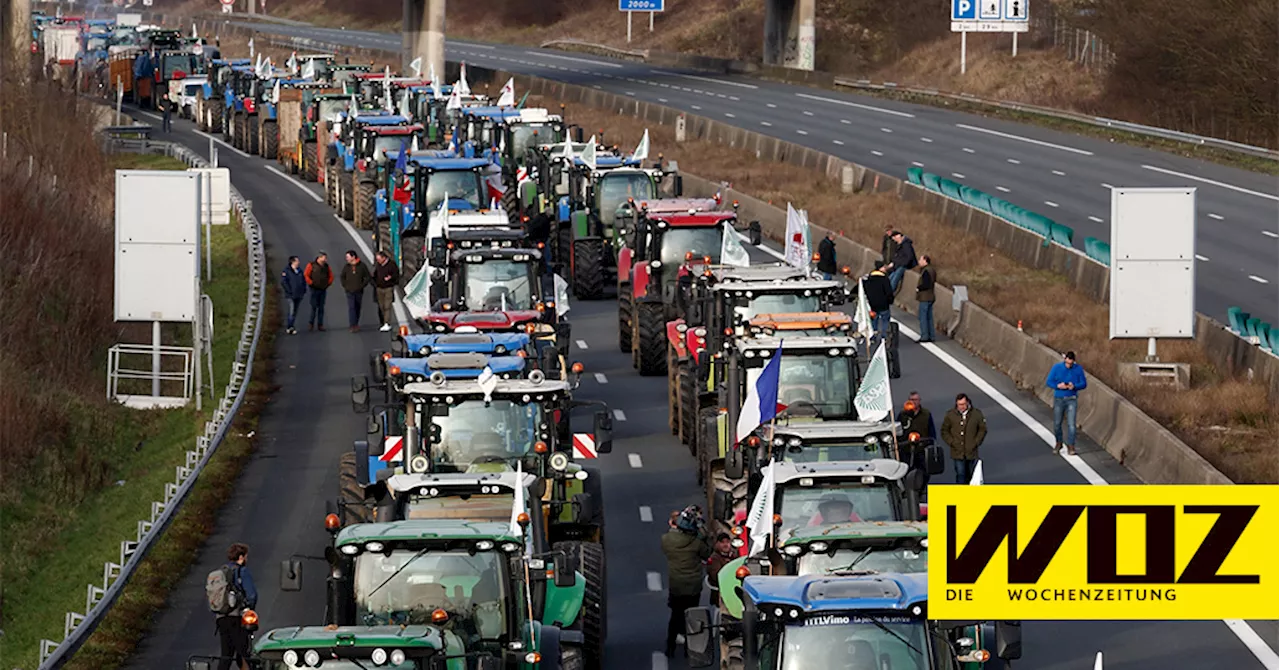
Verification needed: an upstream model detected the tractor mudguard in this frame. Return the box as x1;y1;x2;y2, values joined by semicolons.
617;246;632;284
343;152;355;172
666;319;687;353
519;180;539;213
631;262;652;300
542;572;586;628
570;209;590;239
717;557;749;619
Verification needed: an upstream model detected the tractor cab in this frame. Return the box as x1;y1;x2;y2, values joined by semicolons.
392;158;494;271
185;624;469;670
295;53;336;81
325;62;374;92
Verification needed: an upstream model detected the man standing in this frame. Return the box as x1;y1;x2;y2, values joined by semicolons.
279;256;307;335
816;231;837;280
1045;351;1088;455
880;225;898;268
212;542;258;670
161;93;174;133
705;533;736;609
304;251;332;332
915;255;936;342
897;392;937;482
372;251;400;332
940;393;986;485
885;230;917;293
862;267;894;343
341;250;372;333
661;506;711;658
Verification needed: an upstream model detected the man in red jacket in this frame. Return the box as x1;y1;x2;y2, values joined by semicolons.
303;251;333;331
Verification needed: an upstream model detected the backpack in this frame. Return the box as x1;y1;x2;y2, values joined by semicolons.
206;565;242;615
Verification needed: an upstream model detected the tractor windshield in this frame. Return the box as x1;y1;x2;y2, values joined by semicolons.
797;545;929;576
781;439;888;464
594;172;654;229
161;53;201;77
659;226;722;277
747;354;855;419
510;124;560;164
425;169;482;211
423;399;543;472
353;547;507;639
772;616;934;670
86;36;107;50
744;293;820;318
461;259;537;311
374;135;409;157
777;481;897;533
318;98;348;121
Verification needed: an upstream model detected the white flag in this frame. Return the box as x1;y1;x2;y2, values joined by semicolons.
496;77;515;107
720;226;750;267
350;92;359;118
254;52;262;75
409;56;422;78
457;62;471;96
301;58;315;80
559;135;574;159
427;198;449;251
477;365;498;403
1094;652;1104;670
744;464;776;557
853;339;893;422
581;135;597;170
402;260;434;319
446;85;462;110
271;79;280;104
509;459;527;536
287;51;297;75
411;135;420;152
400;88;412;121
632;128;650;162
429;62;440;99
383;66;393;112
783;203;809;269
970;460;985;485
248;37;254;59
854;279;874;342
554;274;570;317
191;23;197;39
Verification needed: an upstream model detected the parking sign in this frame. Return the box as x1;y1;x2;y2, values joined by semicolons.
951;0;976;20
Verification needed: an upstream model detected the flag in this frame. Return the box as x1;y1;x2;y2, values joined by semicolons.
477;365;498;403
735;341;785;445
783;203;809;268
853;339;893;421
457;62;471;96
248;37;254;59
744;464;776;557
426;199;449;252
970;461;984;485
854;279;873;343
302;58;315;79
191;22;197;39
446;85;462;110
394;138;408;177
382;66;393;112
1094;652;1104;670
350;92;359;118
632;128;650;162
554;274;570;317
411;135;420;153
581;135;597;170
496;77;515;107
403;261;433;319
409;56;422;78
254;52;262;75
400;88;412;121
509;458;527;536
559;135;574;159
429;62;440;99
286;51;297;75
721;226;750;267
271;79;280;104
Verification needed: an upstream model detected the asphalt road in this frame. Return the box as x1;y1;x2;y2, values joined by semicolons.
119;105;1277;670
225;20;1279;327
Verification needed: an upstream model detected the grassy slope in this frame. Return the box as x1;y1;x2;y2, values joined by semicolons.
0;155;252;670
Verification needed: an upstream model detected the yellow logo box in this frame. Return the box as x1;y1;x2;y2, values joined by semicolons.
926;485;1279;620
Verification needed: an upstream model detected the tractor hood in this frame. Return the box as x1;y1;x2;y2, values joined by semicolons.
421;309;541;333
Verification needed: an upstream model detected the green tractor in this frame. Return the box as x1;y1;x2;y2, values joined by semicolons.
186;624;484;670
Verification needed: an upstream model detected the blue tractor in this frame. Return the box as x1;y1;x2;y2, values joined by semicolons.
388;156;491;277
196;58;248;133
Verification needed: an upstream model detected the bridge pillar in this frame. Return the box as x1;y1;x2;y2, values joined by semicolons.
763;0;815;71
403;0;445;79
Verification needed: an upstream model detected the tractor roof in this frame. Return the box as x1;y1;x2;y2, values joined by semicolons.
447;228;529;245
402;375;570;397
771;420;901;443
387;470;539;497
255;625;450;653
748;312;853;332
709;263;810;283
770;459;910;485
387;353;526;379
783;520;928;545
715;277;845;293
650;211;735;228
408;156;490;171
385;149;456;163
450;248;543;266
638;197;719;214
463;106;524;121
335;519;520;545
331;63;373;70
366;124;424;136
401;332;531;355
733;335;862;352
743;573;928;614
422;310;542;332
353;115;413;126
581;156;646;169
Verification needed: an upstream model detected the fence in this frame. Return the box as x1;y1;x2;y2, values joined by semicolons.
1031;6;1117;71
36;139;267;669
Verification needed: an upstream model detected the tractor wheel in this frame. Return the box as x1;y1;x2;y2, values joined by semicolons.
325;163;337;208
341;171;356;221
721;635;745;670
230;113;241;149
667;342;680;435
223;110;233;142
558;645;585;670
262;121;278;159
500;186;519;223
616;289;632;353
571;239;604;300
634;302;666;377
552;541;606;669
698;407;721;494
679;365;698;454
338;452;372;526
248;117;260;155
709;448;748;538
302;142;318;182
355;181;376;230
210;104;223;134
196;103;207;132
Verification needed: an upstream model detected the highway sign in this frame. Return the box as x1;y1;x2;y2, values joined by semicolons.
1004;0;1028;20
951;0;976;20
952;21;1030;32
619;0;663;10
953;0;1028;31
978;0;1001;20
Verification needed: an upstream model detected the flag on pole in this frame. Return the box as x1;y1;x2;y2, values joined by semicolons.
302;58;315;79
735;341;785;446
446;85;462;110
853;339;893;421
457;62;471;95
509;459;527;536
783;203;810;268
632;128;650;162
429;62;441;99
254;52;262;75
477;365;498;403
560;135;574;159
271;79;280;104
402;261;434;319
496;77;515;107
411;135;420;153
383;66;393;112
581;135;597;170
721;226;750;267
191;23;198;39
409;56;422;78
400;88;413;121
287;51;297;75
970;461;985;485
554;275;570;317
248;37;254;59
854;278;874;343
394;138;408;176
350;92;359;118
744;464;776;557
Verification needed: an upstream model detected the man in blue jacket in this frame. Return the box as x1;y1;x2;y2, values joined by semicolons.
280;256;307;335
1045;350;1087;455
216;542;258;670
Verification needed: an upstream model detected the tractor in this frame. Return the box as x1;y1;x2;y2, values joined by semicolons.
327;114;418;222
301;92;359;182
195;58;247;133
685;573;1023;670
350;123;427;229
274;84;344;178
224;65;262;154
186;624;479;670
257;78;331;162
425;229;563;329
392;156;493;277
327;62;375;93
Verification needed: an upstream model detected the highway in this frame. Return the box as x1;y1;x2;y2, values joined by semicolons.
119;107;1278;670
223;20;1280;328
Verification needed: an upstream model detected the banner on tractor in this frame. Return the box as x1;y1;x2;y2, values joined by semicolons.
927;485;1280;621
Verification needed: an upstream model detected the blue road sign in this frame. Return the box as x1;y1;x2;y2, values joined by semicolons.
620;0;664;11
1003;0;1029;21
952;0;976;20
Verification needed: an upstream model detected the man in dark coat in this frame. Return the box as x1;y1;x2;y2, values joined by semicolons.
896;391;937;483
372;251;400;332
862;267;895;343
816;231;837;280
279;256;307;335
341;250;372;333
916;254;936;342
304;251;333;331
661;506;712;658
940;393;987;485
886;230;917;293
880;225;899;268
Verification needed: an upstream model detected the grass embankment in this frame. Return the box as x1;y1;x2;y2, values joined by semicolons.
535;94;1278;484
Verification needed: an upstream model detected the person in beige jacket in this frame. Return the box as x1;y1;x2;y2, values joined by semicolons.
940;393;987;484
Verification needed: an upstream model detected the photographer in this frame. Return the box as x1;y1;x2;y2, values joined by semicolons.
661;505;712;658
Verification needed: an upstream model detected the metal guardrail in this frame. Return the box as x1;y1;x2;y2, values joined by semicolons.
36;140;268;669
538;39;649;61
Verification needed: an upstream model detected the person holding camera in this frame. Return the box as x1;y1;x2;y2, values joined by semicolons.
661;505;712;658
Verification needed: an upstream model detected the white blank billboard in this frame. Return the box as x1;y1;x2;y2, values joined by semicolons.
190;167;232;226
1109;187;1196;339
115;170;200;322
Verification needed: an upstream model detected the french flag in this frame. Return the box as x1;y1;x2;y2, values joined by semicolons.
735;342;786;445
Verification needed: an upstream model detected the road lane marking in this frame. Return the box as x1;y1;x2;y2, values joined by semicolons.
803;110;814;116
1263;231;1279;239
197;130;251;158
767;103;777;108
956;123;1094;155
1222;620;1278;669
870;150;884;156
576;339;588;349
1196;254;1210;261
613;408;628;421
724;112;735;118
594;373;609;384
729;95;740;101
1208;213;1225;220
1141;164;1279;201
951;172;966;179
653;71;759;89
263;165;322;202
1044;200;1060;208
625;91;635;96
138;110;162;121
1101;183;1114;189
996;186;1011;192
832;140;845;146
1088;216;1104;223
1052;169;1066;175
911;161;924;167
691;105;701;110
525;50;622;67
795;92;916;118
658;98;668;102
646;572;662;591
796;129;809;135
639;506;653;522
1248;275;1269;284
963;147;975;153
629;453;644;468
1006;158;1021;164
760;121;772;127
920;137;933;143
880;127;893;133
329;213;412;328
840;119;851;124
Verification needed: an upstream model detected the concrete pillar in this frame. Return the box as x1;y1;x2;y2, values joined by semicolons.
795;0;815;71
762;0;814;70
6;0;32;73
403;0;445;80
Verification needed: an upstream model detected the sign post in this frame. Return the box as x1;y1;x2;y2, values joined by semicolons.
951;0;1029;71
620;0;663;42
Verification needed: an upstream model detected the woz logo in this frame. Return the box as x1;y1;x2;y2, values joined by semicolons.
926;485;1279;621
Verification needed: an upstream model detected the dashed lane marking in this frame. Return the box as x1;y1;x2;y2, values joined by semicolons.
880;127;893;133
870;150;884;156
956;123;1094;155
613;408;628;421
832;140;845;146
1208;213;1225;220
576;339;588;349
1088;216;1104;223
995;186;1011;193
797;129;809;135
639;506;653;522
921;137;933;143
911;161;924;167
594;373;609;384
1264;230;1279;239
1248;275;1269;284
629;453;643;468
1196;254;1211;261
951;172;965;179
1006;158;1021;165
1141;164;1278;201
646;572;663;591
524;50;622;68
263;165;322;202
1052;170;1066;176
760;121;772;127
795;92;916;118
1044;200;1060;208
963;147;975;153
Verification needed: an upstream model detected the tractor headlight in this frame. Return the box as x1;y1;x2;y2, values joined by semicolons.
575;470;589;481
783;545;804;556
743;350;755;358
304;650;321;667
549;452;569;471
495;345;507;354
651;260;662;269
864;435;878;445
283;650;299;666
476;540;495;551
389;650;405;665
340;544;360;555
500;542;520;553
808;541;829;553
365;542;384;553
371;648;388;665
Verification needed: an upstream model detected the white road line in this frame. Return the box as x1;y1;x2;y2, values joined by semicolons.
870;150;884;156
263;165;322;202
463;43;496;49
956;123;1094;155
1141;164;1279;201
625;91;635;96
724;112;735;118
767;103;777;108
1263;231;1279;239
1088;216;1104;223
1101;183;1114;189
658;98;668;102
197;130;250;158
1006;158;1021;165
1196;254;1211;261
594;372;609;384
629;453;644;468
591;84;601;89
1208;213;1225;220
911;161;924;167
840;119;851;125
137;110;162;121
951;172;965;179
760;121;772;127
652;652;669;670
654;71;759;89
803;110;814;116
832;139;845;146
920;137;933;143
645;572;663;591
639;506;653;522
880;127;893;133
525;50;622;67
962;147;975;153
576;339;588;349
1052;169;1067;176
330;213;413;328
796;129;809;135
729;95;740;101
1248;275;1269;284
1044;200;1060;208
613;408;628;421
796;92;916;118
691;105;701;110
995;186;1011;193
1222;621;1278;670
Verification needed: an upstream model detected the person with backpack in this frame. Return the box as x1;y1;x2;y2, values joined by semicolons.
207;542;258;670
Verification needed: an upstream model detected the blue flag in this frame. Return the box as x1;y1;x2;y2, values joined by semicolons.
735;341;785;445
394;138;408;177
